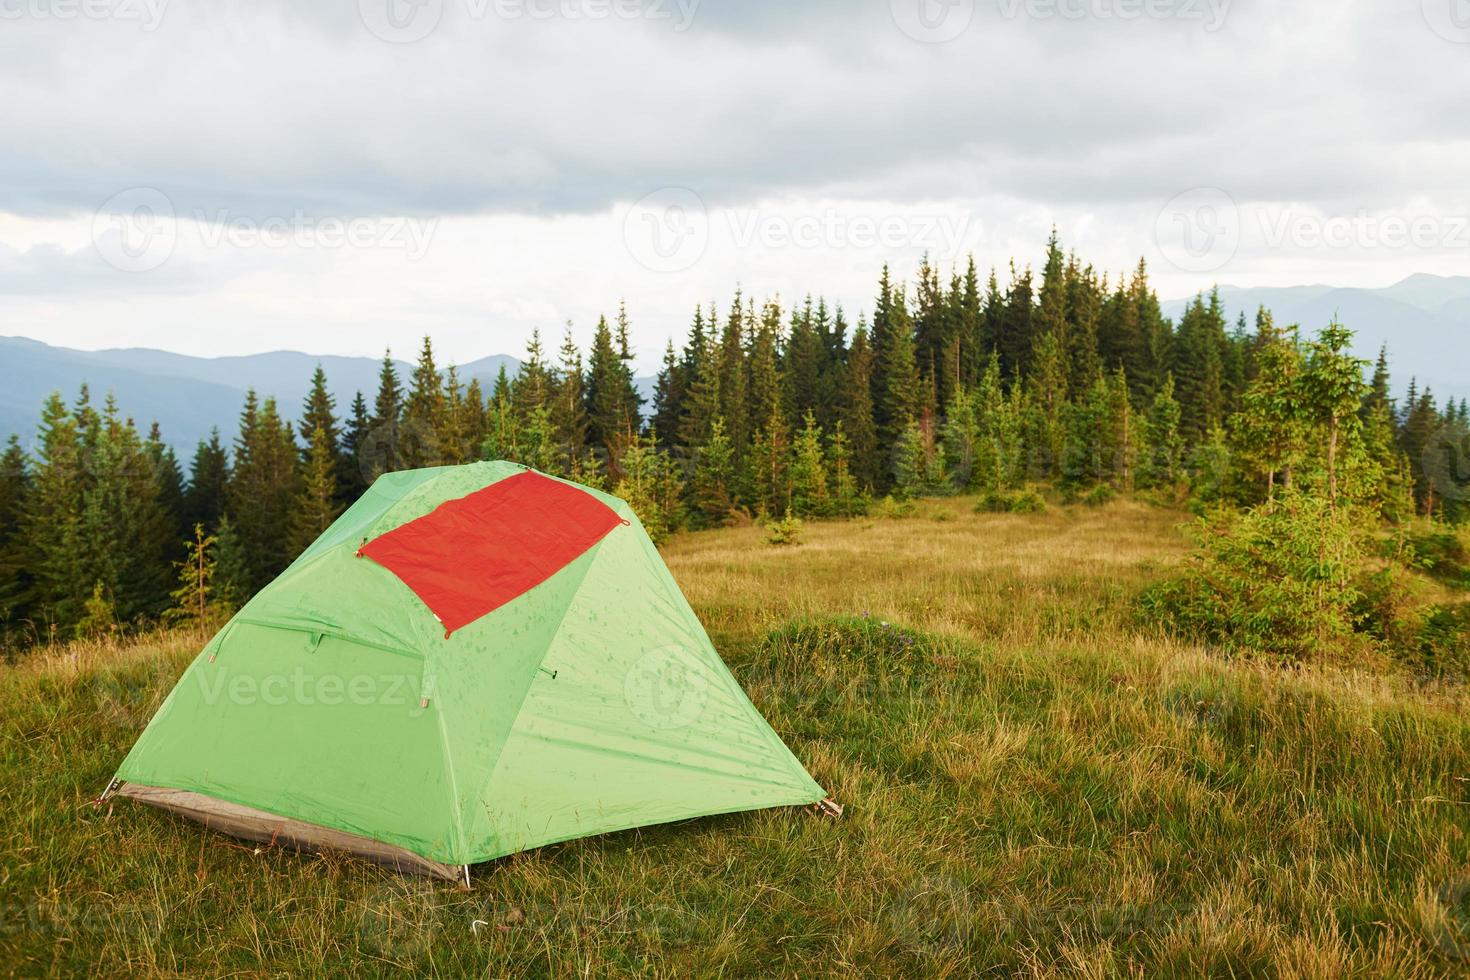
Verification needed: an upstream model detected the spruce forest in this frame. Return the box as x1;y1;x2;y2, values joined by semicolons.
2;235;1467;671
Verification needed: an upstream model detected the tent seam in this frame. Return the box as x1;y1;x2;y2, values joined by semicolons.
459;536;609;848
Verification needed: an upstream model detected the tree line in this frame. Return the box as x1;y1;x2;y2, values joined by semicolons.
1;232;1467;651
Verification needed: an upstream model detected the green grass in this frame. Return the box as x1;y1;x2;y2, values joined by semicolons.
3;497;1469;976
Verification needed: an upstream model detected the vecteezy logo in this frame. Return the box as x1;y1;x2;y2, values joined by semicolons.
624;646;710;730
1422;419;1470;503
1154;186;1239;274
1423;0;1470;43
358;0;443;43
92;187;177;273
357;882;437;958
1431;879;1470;961
890;0;974;42
621;187;708;274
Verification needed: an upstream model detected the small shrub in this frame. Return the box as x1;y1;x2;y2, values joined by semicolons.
1009;489;1046;514
1138;490;1369;663
765;515;803;546
877;495;917;519
973;492;1010;514
1082;485;1116;508
974;489;1046;514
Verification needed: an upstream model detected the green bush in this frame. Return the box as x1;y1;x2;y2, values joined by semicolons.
764;515;803;546
974;489;1046;515
1009;489;1046;513
1138;490;1371;663
877;495;917;519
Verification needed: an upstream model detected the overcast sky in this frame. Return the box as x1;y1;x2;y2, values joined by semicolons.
2;0;1468;370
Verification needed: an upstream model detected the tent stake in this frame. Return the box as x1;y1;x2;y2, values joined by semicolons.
810;797;844;819
94;776;122;806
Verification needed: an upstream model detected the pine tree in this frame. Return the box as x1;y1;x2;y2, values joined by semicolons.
1105;367;1136;491
401;336;445;468
717;294;750;454
971;352;1022;497
289;425;341;555
1300;320;1370;510
164;523;220;627
649;339;685;449
462;378;487;461
827;420;864;517
363;350;405;479
1024;324;1069;479
1141;374;1183;489
24;392;87;628
297;365;344;501
439;365;469;465
612;433;680;544
551;326;589;474
1233;323;1306;499
893;417;946;499
340;391;371;500
745;301;782;458
77;397;173;623
298;365;341;465
587;315;639;469
788;411;829;518
840;320;880;492
0;436;33;625
879;287;921;475
1064;258;1103;391
1060;374;1110;494
676;319;721;455
691;417;736;527
941;387;980;491
183;430;230;533
1172;291;1228;443
869;266;898;444
615;301;646;428
145;421;188;566
998;261;1035;382
211;514;250;611
956;256;984;389
228;393;300;593
785;296;825;428
748;402;791;517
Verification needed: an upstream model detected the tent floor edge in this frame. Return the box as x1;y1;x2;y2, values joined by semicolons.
117;783;463;881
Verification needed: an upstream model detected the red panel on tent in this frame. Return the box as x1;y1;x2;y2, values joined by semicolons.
358;470;625;636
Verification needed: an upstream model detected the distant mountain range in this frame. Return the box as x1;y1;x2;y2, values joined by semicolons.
0;338;521;451
1161;273;1469;403
0;337;662;453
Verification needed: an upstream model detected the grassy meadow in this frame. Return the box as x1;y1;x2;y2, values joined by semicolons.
3;497;1469;977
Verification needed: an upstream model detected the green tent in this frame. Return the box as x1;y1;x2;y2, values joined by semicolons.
109;461;824;880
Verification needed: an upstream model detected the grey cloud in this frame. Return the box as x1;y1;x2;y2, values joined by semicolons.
0;0;1465;222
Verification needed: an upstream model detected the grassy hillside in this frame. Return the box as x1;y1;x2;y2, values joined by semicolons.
3;498;1469;977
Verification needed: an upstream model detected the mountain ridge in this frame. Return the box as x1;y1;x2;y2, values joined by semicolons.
1161;273;1468;402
